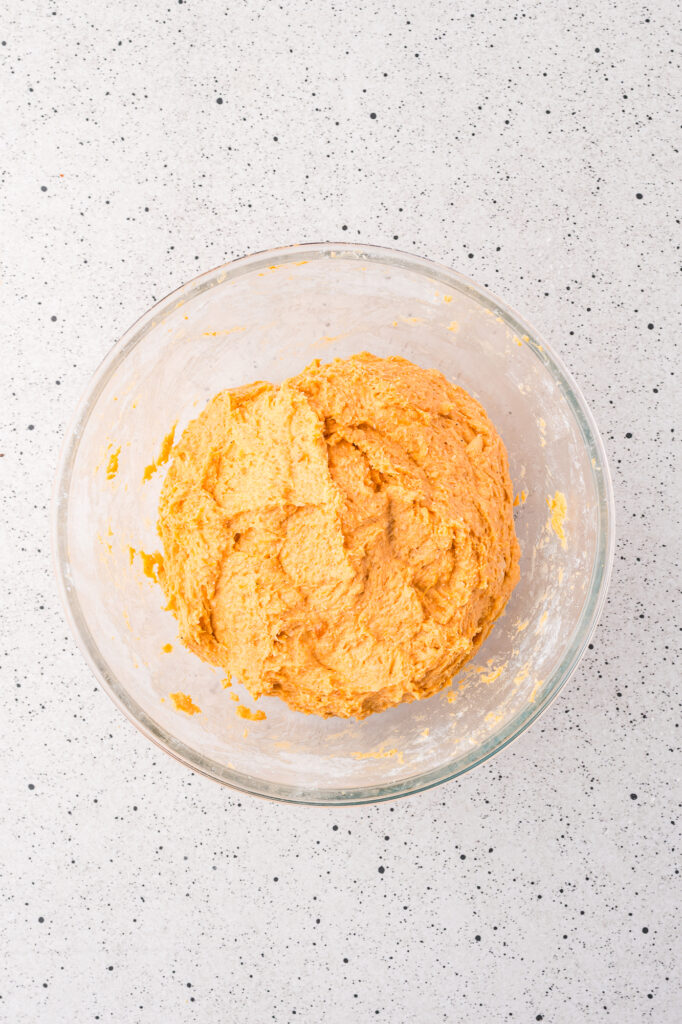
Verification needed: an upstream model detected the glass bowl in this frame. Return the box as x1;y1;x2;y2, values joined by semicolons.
52;243;614;804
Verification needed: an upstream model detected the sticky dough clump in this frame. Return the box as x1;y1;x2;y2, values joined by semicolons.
158;354;520;719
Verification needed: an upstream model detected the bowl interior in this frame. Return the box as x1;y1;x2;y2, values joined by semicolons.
55;245;612;802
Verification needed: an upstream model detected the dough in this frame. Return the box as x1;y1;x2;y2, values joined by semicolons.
158;354;520;719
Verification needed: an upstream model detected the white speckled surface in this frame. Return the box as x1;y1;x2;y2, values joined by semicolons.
1;1;679;1021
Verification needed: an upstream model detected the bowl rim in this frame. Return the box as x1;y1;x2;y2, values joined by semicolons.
51;241;616;805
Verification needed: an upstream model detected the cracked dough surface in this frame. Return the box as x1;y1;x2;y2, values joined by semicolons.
158;353;520;719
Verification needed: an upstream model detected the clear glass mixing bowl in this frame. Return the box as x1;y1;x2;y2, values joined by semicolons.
52;243;614;804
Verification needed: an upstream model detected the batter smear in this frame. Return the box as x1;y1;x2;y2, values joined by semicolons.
157;354;520;719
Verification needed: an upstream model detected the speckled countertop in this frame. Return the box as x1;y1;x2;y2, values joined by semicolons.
1;1;679;1021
